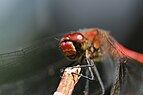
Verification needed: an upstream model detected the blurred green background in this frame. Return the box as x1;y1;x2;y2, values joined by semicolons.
0;0;143;95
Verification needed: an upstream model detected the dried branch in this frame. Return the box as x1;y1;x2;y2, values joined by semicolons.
53;65;81;95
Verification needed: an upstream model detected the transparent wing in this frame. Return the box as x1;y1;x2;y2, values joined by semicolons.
102;30;143;95
90;54;115;95
120;59;143;95
0;34;69;95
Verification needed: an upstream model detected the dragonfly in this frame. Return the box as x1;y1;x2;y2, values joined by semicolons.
59;28;143;95
0;28;142;95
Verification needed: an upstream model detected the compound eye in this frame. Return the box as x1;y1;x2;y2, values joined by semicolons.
70;32;85;42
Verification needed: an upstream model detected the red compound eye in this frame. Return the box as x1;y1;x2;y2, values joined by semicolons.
60;34;70;42
61;32;85;42
70;32;85;42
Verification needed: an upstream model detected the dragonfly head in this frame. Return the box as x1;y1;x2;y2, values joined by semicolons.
60;32;88;60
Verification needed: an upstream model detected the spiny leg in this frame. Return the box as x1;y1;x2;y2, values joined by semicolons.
72;59;105;95
71;64;95;80
87;59;105;95
60;56;105;94
68;57;96;80
84;68;90;95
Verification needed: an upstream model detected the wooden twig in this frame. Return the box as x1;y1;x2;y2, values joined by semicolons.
53;65;81;95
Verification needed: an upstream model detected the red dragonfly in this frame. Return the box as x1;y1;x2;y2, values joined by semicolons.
0;28;142;95
60;28;143;95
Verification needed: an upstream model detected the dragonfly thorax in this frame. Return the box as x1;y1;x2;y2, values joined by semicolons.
86;45;103;62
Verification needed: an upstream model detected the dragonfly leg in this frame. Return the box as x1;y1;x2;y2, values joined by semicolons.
84;68;90;95
71;57;95;80
60;60;95;80
71;61;95;80
60;64;94;74
71;60;105;95
86;59;105;95
71;72;94;80
72;59;105;95
72;64;94;68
